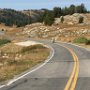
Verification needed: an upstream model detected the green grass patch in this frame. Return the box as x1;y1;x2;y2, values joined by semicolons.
73;37;88;44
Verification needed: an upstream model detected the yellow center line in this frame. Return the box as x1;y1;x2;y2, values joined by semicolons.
70;53;79;90
56;44;79;90
55;44;79;90
64;48;77;90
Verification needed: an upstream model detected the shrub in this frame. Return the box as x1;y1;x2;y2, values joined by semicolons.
21;44;45;53
44;11;54;26
0;39;11;46
7;60;18;65
85;40;90;45
1;29;4;31
73;37;88;43
79;16;84;23
61;16;64;23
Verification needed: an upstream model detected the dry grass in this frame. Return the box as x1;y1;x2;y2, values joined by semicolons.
0;43;22;53
0;43;50;82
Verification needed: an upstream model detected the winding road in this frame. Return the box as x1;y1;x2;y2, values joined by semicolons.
1;40;90;90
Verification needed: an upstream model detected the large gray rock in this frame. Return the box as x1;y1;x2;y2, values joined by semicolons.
55;13;90;25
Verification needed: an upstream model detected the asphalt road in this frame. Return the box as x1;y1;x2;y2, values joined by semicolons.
1;40;90;90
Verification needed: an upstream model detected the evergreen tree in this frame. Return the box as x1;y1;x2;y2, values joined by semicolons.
53;7;62;17
69;5;76;14
76;4;87;13
62;7;69;15
61;16;64;23
44;11;54;26
80;3;87;13
79;16;84;23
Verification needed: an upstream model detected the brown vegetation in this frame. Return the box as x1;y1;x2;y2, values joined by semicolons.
0;43;50;82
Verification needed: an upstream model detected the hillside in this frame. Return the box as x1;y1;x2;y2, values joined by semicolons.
21;10;44;22
0;9;31;27
15;13;90;42
0;9;45;27
0;8;90;42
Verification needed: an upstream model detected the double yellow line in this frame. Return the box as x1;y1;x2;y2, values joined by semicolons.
64;46;80;90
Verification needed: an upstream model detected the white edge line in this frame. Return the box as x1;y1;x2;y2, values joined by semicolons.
0;85;6;88
0;45;54;88
57;41;90;52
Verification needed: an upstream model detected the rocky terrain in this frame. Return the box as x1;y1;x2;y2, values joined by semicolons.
0;13;90;42
20;23;90;41
15;13;90;42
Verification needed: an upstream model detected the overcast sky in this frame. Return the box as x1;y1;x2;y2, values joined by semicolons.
0;0;89;10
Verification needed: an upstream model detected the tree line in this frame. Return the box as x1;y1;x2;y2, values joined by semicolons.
41;3;89;25
53;3;88;18
0;4;89;27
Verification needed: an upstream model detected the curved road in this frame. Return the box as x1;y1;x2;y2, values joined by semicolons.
1;40;90;90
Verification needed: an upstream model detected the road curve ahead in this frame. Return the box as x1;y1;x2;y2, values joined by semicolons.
1;40;90;90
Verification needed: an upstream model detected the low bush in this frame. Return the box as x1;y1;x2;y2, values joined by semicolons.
0;39;11;46
73;37;88;43
79;16;84;23
21;44;45;53
61;16;64;23
85;40;90;45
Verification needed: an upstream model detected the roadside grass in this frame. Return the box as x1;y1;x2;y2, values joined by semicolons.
73;37;88;44
21;44;46;53
73;37;90;49
73;37;90;45
0;43;50;82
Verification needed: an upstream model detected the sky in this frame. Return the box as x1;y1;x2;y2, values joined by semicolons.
0;0;90;10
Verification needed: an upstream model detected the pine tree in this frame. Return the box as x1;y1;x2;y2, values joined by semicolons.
79;16;84;23
53;7;62;17
61;16;64;23
69;5;76;14
44;11;54;26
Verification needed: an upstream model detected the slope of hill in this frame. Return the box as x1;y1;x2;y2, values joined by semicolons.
16;14;90;42
21;10;44;22
0;9;90;43
0;9;31;27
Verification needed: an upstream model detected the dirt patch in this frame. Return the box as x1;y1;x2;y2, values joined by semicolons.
15;41;42;46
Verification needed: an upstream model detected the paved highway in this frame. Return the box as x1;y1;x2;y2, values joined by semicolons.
1;40;90;90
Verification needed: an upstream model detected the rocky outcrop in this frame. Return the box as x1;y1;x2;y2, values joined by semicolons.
19;23;90;41
55;13;90;25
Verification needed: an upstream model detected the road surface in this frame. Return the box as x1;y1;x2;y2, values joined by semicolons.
1;40;90;90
